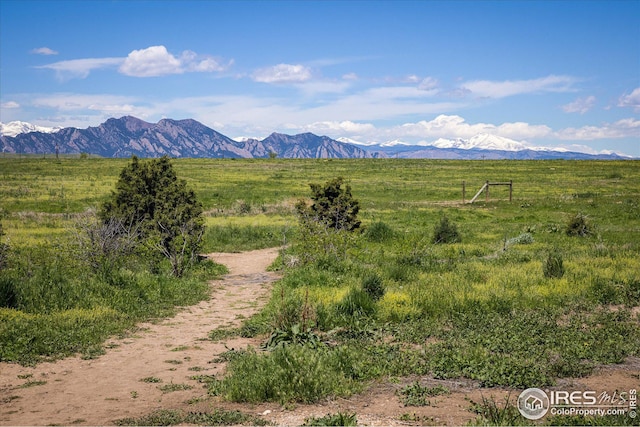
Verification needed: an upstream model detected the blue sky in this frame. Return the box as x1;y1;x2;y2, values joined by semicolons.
1;0;639;155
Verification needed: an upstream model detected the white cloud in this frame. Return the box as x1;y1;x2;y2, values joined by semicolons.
617;87;640;112
31;93;142;114
119;46;182;77
87;103;136;113
394;115;552;141
37;57;123;80
418;77;439;92
31;47;58;55
252;64;312;83
303;120;376;135
37;45;229;79
555;118;640;140
119;46;230;77
342;73;358;81
1;101;20;109
562;95;596;114
460;75;578;98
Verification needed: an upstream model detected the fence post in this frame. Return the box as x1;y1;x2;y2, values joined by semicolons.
462;181;466;204
485;180;489;203
509;180;513;202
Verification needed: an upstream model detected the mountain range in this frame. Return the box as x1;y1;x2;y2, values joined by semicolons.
0;116;632;160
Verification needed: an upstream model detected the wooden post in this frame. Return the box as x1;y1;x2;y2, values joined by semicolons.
509;180;513;202
485;180;489;203
462;181;466;204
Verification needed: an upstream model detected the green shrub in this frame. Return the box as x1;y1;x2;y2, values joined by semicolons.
296;177;360;231
364;221;394;242
386;262;416;282
263;324;323;350
272;287;315;330
362;272;385;301
100;156;205;277
294;218;355;264
432;216;461;244
543;248;565;279
566;212;593;237
335;287;376;318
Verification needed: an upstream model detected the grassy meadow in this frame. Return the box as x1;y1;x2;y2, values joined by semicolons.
1;157;639;422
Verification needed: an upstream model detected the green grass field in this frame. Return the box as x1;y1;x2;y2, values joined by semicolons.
1;157;639;423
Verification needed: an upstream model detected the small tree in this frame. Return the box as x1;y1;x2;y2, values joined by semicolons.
297;177;361;231
294;178;360;264
99;156;204;277
432;216;461;244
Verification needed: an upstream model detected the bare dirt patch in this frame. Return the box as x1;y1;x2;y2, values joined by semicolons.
1;246;638;426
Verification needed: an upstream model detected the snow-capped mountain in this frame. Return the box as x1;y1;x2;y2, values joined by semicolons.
336;137;377;146
0;121;62;137
0;116;631;159
427;134;535;152
343;133;549;151
357;132;630;159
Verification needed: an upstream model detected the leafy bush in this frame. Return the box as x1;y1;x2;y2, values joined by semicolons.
100;156;205;277
543;248;565;279
362;272;385;301
296;177;360;232
432;216;461;244
566;212;593;237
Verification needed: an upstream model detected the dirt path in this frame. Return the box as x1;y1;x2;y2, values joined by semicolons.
0;248;281;426
1;246;638;426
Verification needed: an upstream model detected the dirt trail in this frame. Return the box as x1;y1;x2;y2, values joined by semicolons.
0;248;281;426
1;246;638;426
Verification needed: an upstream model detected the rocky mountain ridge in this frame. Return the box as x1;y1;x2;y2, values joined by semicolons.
0;116;631;159
0;116;374;159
